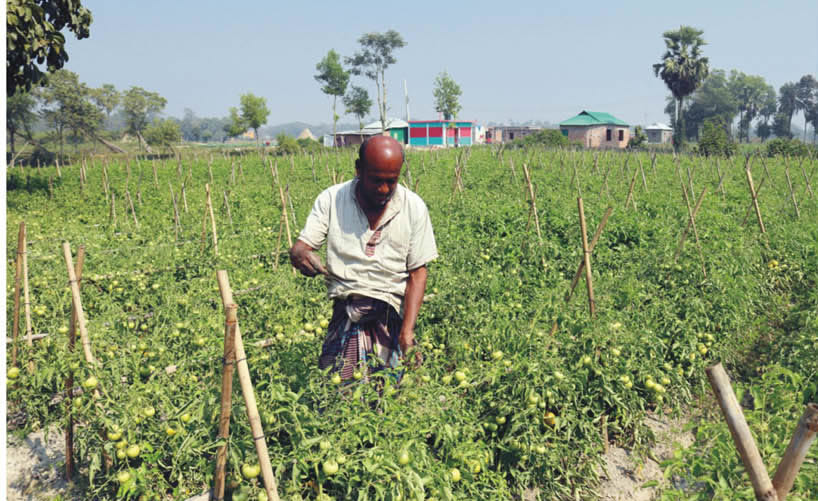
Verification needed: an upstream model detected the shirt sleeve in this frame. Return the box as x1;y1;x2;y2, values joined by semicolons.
298;189;331;249
406;198;438;270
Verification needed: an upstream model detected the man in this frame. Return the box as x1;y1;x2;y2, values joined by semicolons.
290;136;438;382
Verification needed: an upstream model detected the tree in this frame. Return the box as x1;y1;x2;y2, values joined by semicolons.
6;90;38;157
6;0;93;96
698;118;736;157
37;69;103;158
778;82;798;136
343;85;372;131
795;74;818;141
653;26;710;150
144;118;181;154
628;126;647;150
315;49;350;147
122;86;167;151
676;69;736;141
728;71;775;142
806;101;818;144
92;83;120;123
345;30;406;133
433;71;462;120
223;106;246;140
239;93;269;145
773;112;793;139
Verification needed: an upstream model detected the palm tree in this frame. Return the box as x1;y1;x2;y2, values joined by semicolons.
795;75;818;141
778;82;798;136
653;26;709;150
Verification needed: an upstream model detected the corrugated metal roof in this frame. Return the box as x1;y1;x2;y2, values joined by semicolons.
363;118;409;130
559;111;628;127
645;122;672;131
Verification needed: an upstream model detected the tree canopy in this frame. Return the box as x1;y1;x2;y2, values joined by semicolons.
122;86;167;150
144;118;181;154
315;50;349;145
343;85;372;131
653;26;709;150
6;0;93;96
37;69;103;158
346;30;406;133
433;71;462;121
224;106;246;140
239;93;270;144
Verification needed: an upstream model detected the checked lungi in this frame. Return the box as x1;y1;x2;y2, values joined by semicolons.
318;295;403;382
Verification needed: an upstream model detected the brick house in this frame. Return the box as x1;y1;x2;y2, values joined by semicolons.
559;111;629;149
485;126;541;144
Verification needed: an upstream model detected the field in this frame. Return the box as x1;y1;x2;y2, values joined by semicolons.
6;145;818;501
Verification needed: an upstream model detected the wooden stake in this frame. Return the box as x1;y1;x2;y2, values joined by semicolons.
716;159;726;201
577;198;596;318
20;222;34;371
706;363;779;501
11;222;25;366
126;190;139;227
169;183;181;243
216;272;281;501
624;166;639;211
65;245;85;480
772;403;818;500
62;243;95;364
110;192;117;228
152;159;159;189
56;156;62;177
213;303;237;501
677;183;708;278
207;184;219;255
223;190;234;230
638;155;648;193
783;158;800;218
741;177;767;226
673;186;707;263
799;158;814;199
746;167;767;234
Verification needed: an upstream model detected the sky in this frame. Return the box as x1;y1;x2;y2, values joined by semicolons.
60;0;818;128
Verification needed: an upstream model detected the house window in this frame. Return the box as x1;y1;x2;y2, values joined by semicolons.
561;129;568;136
509;132;514;140
618;129;624;141
606;129;612;141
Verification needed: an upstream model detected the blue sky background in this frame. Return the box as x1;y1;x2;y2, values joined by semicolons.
62;0;818;127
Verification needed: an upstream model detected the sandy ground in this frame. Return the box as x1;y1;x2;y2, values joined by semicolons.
6;425;72;501
596;412;695;501
8;414;695;501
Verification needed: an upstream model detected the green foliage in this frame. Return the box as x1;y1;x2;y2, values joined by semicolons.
653;26;709;150
315;50;350;143
223;106;246;139
275;133;300;155
239;93;270;144
6;90;38;156
697;118;736;157
121;86;167;138
764;137;814;157
628;126;647;150
433;71;462;121
6;0;93;96
343;85;372;130
345;30;406;132
91;84;120;119
143;118;181;153
36;69;104;158
509;129;578;149
728;70;776;143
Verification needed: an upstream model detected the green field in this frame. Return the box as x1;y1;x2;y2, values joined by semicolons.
6;146;817;500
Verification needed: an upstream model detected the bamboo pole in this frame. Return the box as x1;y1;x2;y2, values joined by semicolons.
746;167;767;234
799;158;814;199
21;223;34;371
109;192;117;228
56;156;62;177
65;245;85;480
152;159;159;189
522;164;543;244
11;223;25;367
207;184;219;255
624;166;638;211
742;177;767;226
126;190;139;227
716;159;727;201
577;198;596;318
223;190;234;230
213;303;237;501
62;243;95;364
550;207;613;335
783;158;800;218
706;363;778;501
673;186;707;263
277;183;293;249
170;184;181;243
772;403;818;500
216;271;281;501
678;183;708;278
638;155;648;193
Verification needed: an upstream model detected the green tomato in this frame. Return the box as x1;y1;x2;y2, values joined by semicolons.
398;450;410;466
322;460;339;475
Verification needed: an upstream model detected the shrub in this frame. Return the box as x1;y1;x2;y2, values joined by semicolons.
510;129;580;149
765;137;814;158
627;126;647;150
275;133;300;156
698;118;737;157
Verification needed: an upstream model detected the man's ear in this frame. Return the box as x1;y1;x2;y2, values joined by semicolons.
354;158;362;177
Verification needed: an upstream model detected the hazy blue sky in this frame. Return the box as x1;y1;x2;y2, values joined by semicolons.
62;0;818;127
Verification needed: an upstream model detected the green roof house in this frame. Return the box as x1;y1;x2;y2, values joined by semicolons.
560;111;630;149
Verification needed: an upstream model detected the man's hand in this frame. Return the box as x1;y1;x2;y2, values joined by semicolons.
398;329;422;368
289;240;327;277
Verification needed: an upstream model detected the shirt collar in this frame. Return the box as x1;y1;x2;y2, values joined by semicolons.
350;178;404;228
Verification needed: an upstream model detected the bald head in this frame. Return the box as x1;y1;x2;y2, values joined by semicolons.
355;135;404;209
357;135;404;174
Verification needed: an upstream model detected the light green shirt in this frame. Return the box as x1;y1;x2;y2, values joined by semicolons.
298;179;438;314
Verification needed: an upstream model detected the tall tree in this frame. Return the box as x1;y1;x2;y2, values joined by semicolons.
6;0;93;96
343;85;372;131
223;106;246;140
806;101;818;144
674;69;736;141
239;93;270;145
653;25;710;150
778;82;798;136
433;71;462;120
795;74;818;141
122;86;167;151
144;118;182;155
728;71;775;142
345;30;406;133
315;49;350;147
92;83;120;122
37;69;103;158
6;90;37;157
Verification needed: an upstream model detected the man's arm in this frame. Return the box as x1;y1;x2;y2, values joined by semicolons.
289;239;327;277
399;265;428;365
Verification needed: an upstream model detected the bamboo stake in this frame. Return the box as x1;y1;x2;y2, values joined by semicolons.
216;271;281;501
65;245;85;480
169;183;181;243
207;184;219;255
746;168;767;234
110;192;117;228
706;363;779;501
277;183;293;249
638;155;648;193
223;190;234;230
799;159;814;199
772;403;818;500
673;186;707;263
126;190;139;227
287;185;297;229
21;223;34;371
577;197;596;318
678;183;708;278
62;243;95;364
11;223;25;366
56;156;62;177
550;206;613;335
152;159;159;189
741;177;767;226
213;303;237;501
783;158;800;218
624;167;638;211
716;159;726;201
181;182;189;213
522;164;543;243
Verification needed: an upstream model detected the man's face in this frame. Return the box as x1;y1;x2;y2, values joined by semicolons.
356;137;403;209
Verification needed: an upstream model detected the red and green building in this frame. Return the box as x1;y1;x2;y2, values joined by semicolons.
408;120;474;147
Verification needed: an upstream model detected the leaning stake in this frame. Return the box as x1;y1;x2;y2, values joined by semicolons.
213;303;238;501
772;403;818;500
